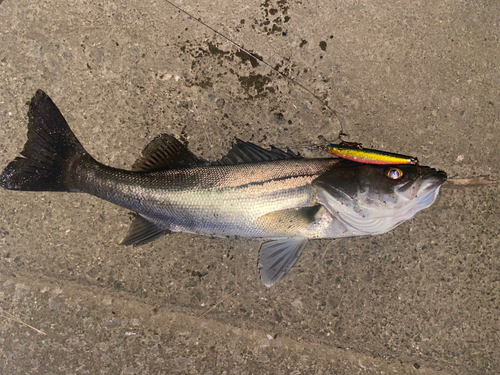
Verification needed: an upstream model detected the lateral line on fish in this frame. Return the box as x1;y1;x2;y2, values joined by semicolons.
162;0;346;136
214;174;317;192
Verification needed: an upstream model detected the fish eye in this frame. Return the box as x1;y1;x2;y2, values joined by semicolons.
385;167;403;180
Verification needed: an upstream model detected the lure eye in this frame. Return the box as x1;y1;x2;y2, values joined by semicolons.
385;167;403;180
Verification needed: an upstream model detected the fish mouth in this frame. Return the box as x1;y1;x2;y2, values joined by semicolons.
419;166;447;179
395;166;447;207
410;168;447;210
420;167;447;189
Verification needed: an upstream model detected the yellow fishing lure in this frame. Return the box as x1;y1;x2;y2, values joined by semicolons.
324;142;419;166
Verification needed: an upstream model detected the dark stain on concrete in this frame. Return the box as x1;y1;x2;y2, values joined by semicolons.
238;73;273;98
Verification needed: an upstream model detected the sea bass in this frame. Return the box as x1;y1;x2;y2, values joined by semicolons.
1;90;447;286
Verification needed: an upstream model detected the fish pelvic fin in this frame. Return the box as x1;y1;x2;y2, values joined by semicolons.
258;237;308;287
1;90;89;192
121;213;170;247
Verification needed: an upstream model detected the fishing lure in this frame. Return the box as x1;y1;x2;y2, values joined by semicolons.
324;142;419;165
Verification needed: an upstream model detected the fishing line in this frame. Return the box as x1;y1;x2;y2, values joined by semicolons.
162;0;346;138
160;1;423;168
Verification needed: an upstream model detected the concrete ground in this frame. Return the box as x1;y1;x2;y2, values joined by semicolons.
1;0;499;373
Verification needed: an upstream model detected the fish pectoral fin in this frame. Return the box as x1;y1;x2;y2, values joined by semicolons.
121;214;170;247
255;205;322;234
132;133;206;172
258;237;308;287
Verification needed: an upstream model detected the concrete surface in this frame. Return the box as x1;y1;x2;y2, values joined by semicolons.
1;0;499;373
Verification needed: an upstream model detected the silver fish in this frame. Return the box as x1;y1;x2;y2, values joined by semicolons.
1;90;447;286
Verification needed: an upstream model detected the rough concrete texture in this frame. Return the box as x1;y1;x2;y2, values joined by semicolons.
0;0;499;373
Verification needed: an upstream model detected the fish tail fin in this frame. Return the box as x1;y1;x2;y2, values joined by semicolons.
1;90;89;192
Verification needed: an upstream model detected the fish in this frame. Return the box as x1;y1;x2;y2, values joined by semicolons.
0;90;447;286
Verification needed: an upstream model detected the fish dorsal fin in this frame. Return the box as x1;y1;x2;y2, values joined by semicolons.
218;138;302;165
121;214;170;246
258;237;309;287
132;134;206;172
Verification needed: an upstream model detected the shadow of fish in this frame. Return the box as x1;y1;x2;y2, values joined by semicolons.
1;90;447;286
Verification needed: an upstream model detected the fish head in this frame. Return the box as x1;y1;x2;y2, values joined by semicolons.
314;162;447;235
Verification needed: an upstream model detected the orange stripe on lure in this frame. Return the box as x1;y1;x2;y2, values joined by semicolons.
324;142;419;165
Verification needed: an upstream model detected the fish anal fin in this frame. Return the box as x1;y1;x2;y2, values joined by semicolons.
132;134;206;172
255;205;321;234
121;214;170;247
259;237;308;287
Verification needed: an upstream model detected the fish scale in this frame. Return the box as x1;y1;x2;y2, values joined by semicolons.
75;159;335;238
